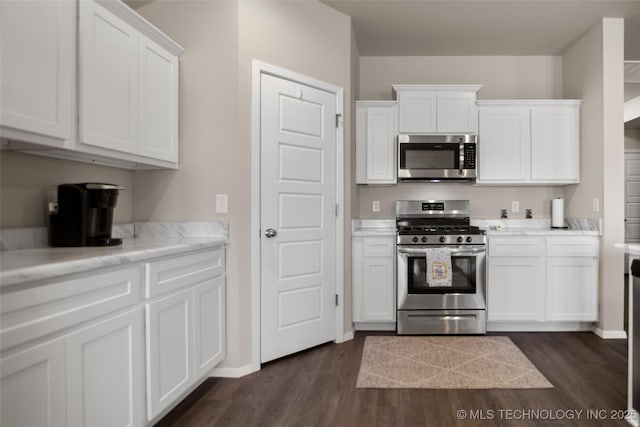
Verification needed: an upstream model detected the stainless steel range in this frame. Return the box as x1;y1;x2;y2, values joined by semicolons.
396;200;487;335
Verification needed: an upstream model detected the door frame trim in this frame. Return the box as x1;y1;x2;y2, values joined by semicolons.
250;60;345;371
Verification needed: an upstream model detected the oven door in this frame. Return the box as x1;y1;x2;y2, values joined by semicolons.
397;245;486;310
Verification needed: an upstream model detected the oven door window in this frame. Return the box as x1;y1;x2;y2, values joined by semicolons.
399;143;459;170
407;254;476;293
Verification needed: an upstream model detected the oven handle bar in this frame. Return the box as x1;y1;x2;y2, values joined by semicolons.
407;314;478;321
397;246;486;255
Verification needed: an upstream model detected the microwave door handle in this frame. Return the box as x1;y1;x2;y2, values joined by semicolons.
459;141;465;174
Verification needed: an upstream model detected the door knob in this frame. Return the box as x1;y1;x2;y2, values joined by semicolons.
264;228;277;238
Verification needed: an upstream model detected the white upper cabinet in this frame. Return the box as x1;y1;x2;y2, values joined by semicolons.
477;107;531;182
0;0;74;148
393;85;481;134
1;0;184;169
78;0;183;168
477;100;581;185
80;0;139;154
356;101;397;184
138;34;180;163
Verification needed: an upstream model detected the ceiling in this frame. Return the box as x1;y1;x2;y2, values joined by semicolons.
322;0;640;58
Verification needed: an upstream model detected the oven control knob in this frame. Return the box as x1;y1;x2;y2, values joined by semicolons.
421;236;428;243
439;236;446;243
466;236;473;243
412;236;419;243
457;236;464;243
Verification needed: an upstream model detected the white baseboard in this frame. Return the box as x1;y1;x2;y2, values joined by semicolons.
209;363;257;378
342;330;355;341
487;321;592;332
354;322;396;331
592;328;628;339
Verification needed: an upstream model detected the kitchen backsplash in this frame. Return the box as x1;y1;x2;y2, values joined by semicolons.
0;221;229;251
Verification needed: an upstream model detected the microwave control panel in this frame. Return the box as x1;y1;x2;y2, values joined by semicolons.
463;143;476;169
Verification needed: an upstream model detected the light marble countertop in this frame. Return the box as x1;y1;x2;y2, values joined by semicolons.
485;229;599;236
352;219;396;237
615;243;640;255
0;236;227;289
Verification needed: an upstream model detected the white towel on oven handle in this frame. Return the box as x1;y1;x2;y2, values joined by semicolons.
425;248;453;287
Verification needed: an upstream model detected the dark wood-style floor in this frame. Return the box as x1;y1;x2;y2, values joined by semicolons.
156;332;628;426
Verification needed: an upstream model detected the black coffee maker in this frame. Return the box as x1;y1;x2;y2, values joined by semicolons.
49;183;123;247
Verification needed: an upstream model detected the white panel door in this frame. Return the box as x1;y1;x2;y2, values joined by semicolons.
478;107;530;181
260;73;336;363
146;289;193;420
546;257;598;321
138;34;179;163
80;0;138;153
437;92;477;133
67;309;144;427
0;0;74;142
193;276;225;378
531;107;579;182
397;91;437;133
1;338;67;427
487;257;544;321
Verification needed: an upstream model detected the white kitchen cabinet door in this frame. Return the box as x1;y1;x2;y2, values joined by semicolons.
356;101;397;184
487;256;544;321
477;107;530;182
67;308;145;427
396;90;437;133
0;0;74;146
437;91;478;134
79;0;138;154
193;276;225;378
138;34;179;164
530;106;580;183
1;338;67;427
146;289;193;421
546;257;598;321
352;237;396;326
362;257;395;321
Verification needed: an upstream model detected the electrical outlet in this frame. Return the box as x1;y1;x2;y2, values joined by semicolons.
216;194;228;213
372;200;380;212
512;201;520;213
592;197;600;213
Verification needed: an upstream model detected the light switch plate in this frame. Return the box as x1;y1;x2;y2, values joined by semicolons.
592;197;600;213
372;200;380;212
512;201;520;213
216;194;228;214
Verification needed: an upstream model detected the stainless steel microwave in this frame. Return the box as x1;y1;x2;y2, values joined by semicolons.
397;134;477;182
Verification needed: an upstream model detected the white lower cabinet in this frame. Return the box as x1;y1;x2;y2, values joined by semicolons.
487;236;599;329
353;236;396;328
546;257;598;321
146;289;192;420
488;256;544;321
67;308;145;427
0;246;225;427
0;338;67;427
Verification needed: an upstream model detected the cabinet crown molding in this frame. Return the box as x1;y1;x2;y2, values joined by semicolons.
477;99;582;107
392;84;483;93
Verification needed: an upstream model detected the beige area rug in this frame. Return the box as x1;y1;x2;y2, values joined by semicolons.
356;336;553;389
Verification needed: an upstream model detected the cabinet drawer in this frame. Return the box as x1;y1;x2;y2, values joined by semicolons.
546;237;599;257
363;238;395;257
146;248;224;298
488;237;544;257
1;266;142;350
